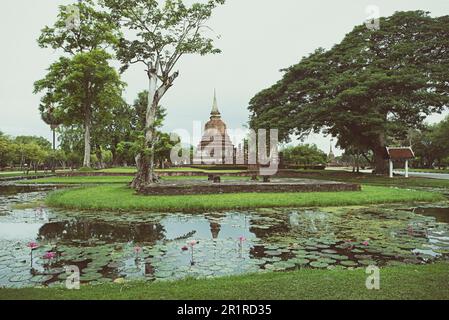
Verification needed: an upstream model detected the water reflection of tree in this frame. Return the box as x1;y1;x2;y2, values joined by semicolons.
38;220;165;243
249;217;290;239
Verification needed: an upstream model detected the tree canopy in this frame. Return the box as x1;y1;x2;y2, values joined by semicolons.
101;0;225;188
282;144;327;166
36;0;121;168
0;135;55;172
34;49;125;167
249;11;449;173
38;0;118;54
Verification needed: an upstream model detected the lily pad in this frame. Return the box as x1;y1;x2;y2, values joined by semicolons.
310;261;329;268
340;260;358;267
9;274;33;283
30;275;54;283
292;258;310;265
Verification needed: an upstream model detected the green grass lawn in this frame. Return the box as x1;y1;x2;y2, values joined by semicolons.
20;176;133;184
299;170;449;189
1;263;448;300
20;175;250;185
99;167;246;174
15;169;449;190
0;171;53;178
45;184;444;212
0;169;73;179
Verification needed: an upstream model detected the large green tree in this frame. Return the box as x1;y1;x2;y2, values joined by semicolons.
249;11;449;174
37;0;120;167
102;0;225;189
34;50;125;168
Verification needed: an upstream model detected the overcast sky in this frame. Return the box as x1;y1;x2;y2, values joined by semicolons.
1;0;448;155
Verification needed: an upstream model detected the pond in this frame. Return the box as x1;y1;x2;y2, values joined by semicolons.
0;185;449;288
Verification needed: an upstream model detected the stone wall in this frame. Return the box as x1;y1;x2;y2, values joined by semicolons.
56;169;317;178
139;182;361;196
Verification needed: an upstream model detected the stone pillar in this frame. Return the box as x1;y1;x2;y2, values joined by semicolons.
389;160;394;178
405;160;409;178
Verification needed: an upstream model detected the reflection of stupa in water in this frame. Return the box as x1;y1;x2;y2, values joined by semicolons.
206;215;222;239
194;90;235;164
210;222;221;239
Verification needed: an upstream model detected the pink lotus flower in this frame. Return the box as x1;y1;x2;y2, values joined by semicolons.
188;240;198;247
27;242;39;250
134;246;142;254
43;252;56;260
186;240;198;266
238;236;246;242
362;241;369;246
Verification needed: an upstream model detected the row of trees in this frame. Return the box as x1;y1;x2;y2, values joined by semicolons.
249;11;449;174
410;116;449;168
277;114;449;171
0;133;61;172
50;89;178;170
35;0;225;189
0;131;119;172
327;115;449;171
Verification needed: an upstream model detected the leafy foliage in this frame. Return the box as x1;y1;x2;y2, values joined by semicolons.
101;0;225;187
282;144;327;166
38;0;119;54
34;49;125;167
102;0;225;73
410;116;449;168
0;134;57;172
249;11;449;173
36;0;122;168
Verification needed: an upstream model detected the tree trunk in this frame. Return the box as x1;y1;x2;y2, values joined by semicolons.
111;146;119;166
83;110;91;168
372;145;388;174
131;71;160;190
131;64;178;191
51;129;56;173
96;145;104;169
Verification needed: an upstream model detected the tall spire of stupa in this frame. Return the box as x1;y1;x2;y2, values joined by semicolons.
211;89;221;117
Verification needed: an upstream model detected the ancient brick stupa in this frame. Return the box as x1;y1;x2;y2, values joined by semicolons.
195;90;235;164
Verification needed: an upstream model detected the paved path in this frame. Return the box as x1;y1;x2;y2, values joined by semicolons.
327;167;449;180
394;171;449;180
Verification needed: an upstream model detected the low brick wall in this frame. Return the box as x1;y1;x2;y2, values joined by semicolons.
56;171;252;177
57;172;132;177
139;181;361;196
55;169;315;178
